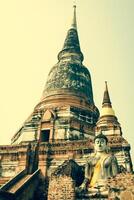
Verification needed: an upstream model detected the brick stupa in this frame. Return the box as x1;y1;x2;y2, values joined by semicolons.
0;5;133;200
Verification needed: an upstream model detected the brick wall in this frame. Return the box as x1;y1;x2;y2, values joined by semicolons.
108;173;134;200
48;175;75;200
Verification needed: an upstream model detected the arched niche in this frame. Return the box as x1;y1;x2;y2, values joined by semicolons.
40;109;56;142
42;109;56;122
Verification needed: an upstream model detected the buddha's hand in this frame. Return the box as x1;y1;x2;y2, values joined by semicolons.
79;183;86;191
78;178;89;192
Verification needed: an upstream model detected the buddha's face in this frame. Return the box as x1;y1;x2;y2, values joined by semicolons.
94;138;107;152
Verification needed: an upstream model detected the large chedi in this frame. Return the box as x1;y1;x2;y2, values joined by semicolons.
0;5;133;200
11;5;99;145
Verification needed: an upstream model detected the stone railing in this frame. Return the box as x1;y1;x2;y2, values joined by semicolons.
39;139;93;149
39;139;93;155
0;144;28;154
15;169;40;195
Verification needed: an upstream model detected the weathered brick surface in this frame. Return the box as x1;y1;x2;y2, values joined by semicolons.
48;175;75;200
108;173;134;200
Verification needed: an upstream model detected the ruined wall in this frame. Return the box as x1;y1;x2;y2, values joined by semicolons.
0;145;28;178
108;172;134;200
48;175;75;200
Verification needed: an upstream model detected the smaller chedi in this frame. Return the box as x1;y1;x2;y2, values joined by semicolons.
78;133;118;196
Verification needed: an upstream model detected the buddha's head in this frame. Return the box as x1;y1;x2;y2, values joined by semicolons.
94;133;108;152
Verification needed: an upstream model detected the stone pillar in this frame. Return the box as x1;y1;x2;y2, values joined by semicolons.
49;120;54;141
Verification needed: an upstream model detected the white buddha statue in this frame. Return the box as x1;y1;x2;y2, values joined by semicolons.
79;133;118;195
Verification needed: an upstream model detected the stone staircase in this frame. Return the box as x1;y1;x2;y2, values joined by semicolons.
6;174;32;193
0;169;41;200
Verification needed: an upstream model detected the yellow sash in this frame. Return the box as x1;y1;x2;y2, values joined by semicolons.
89;154;107;187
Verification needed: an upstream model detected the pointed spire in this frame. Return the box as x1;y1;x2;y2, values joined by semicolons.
100;82;115;117
58;5;83;61
71;5;77;29
102;81;112;107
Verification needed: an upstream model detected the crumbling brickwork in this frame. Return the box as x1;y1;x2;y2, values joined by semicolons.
48;175;75;200
108;172;134;200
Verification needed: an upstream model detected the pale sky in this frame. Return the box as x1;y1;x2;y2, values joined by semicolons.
0;0;133;163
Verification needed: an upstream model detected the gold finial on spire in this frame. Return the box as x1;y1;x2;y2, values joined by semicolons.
71;2;77;29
